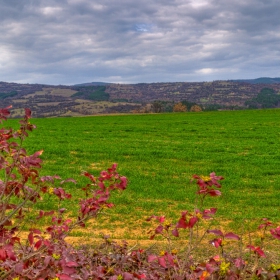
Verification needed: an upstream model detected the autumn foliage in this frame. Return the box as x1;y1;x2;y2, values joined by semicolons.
173;102;187;112
0;106;279;279
190;105;202;112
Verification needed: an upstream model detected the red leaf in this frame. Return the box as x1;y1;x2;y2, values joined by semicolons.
247;245;254;250
255;247;266;258
146;215;165;223
148;255;158;263
106;203;114;208
158;256;167;268
207;189;222;196
14;263;24;274
25;108;32;118
66;261;79;267
135;273;146;279
30;228;42;234
247;245;266;257
270;226;280;240
37;210;44;219
6;248;16;261
188;216;198;228
210;238;223;248
119;176;128;189
176;211;188;229
56;274;73;280
177;217;188;229
33;150;43;157
43;240;51;247
0;249;6;261
224;232;240;240
155;225;164;234
258;218;273;229
35;240;42;249
234;258;246;269
149;234;155;240
203;208;217;219
206;263;216;273
166;252;175;266
123;272;134;280
97;181;105;190
83;171;96;182
172;228;179;237
210;172;224;180
0;106;12;120
28;232;34;245
207;229;223;236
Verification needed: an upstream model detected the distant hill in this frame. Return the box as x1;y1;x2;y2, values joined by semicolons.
73;82;112;86
75;77;280;87
1;79;280;118
231;77;280;84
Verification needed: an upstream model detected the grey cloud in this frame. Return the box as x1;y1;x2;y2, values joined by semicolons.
0;0;279;85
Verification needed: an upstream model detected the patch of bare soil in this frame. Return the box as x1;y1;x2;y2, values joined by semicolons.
64;218;280;264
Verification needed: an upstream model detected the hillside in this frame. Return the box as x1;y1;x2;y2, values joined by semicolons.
231;77;280;84
1;79;280;117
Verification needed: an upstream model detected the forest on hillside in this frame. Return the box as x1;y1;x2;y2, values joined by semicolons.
0;80;280;117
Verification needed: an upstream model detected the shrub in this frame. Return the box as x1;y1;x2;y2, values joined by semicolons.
190;105;202;112
0;106;127;279
173;102;187;112
0;106;279;279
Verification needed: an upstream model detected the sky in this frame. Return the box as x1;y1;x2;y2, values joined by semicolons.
0;0;280;85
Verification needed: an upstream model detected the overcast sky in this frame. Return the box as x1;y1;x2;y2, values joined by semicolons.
0;0;279;85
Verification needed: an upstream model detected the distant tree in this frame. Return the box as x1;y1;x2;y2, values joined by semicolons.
181;100;197;111
0;90;18;100
142;103;152;113
72;86;109;101
173;102;187;112
203;104;223;111
152;101;163;113
245;88;280;109
190;105;203;112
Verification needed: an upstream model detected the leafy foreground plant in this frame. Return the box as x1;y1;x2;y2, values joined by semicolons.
0;106;280;279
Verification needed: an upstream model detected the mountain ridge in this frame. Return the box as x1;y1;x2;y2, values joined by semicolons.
1;78;280;117
74;77;280;86
230;77;280;84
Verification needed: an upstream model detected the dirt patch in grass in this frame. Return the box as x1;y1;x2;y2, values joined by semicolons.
16;216;280;264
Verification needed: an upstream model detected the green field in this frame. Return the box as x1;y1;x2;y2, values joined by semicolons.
5;109;280;240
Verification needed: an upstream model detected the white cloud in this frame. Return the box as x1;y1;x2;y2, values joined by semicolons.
89;3;105;10
189;0;209;8
40;6;63;16
0;47;13;67
196;68;218;74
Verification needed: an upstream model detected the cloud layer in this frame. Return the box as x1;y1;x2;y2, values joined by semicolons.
0;0;279;85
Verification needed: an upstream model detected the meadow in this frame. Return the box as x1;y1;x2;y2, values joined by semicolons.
6;109;280;241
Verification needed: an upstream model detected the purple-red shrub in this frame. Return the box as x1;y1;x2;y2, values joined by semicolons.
0;106;279;280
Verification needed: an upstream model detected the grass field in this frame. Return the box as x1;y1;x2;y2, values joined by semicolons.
5;109;280;241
